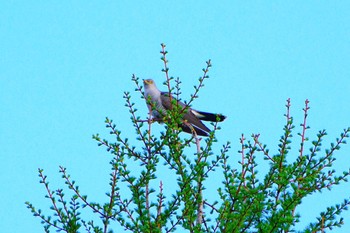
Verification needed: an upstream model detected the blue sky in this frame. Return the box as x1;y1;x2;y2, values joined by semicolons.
1;1;350;232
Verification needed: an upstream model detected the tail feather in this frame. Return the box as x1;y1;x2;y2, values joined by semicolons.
192;110;226;122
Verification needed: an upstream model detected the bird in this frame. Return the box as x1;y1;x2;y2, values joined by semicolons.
143;79;226;136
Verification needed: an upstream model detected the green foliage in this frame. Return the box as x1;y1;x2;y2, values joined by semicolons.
26;44;350;232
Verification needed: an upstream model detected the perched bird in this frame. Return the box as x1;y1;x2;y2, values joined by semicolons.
143;79;226;136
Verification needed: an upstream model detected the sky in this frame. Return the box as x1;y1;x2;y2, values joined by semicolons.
1;1;350;232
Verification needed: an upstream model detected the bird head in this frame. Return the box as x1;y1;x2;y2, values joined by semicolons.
143;79;160;97
143;79;155;86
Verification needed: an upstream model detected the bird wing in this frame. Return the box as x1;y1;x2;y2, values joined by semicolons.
160;92;211;136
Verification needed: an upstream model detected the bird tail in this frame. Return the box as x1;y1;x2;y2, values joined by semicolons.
192;110;226;122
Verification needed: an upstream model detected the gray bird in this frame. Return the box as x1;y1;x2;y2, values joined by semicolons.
143;79;226;136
